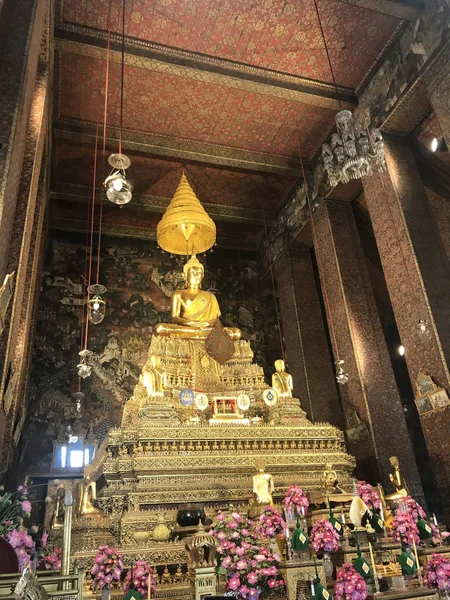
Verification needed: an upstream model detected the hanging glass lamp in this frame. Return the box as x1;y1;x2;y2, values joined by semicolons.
104;153;133;205
335;359;349;385
87;284;107;325
77;349;93;379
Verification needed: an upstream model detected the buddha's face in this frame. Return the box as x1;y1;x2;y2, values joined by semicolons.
186;266;203;287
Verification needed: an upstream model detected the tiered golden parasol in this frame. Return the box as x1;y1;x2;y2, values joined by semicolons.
156;173;216;255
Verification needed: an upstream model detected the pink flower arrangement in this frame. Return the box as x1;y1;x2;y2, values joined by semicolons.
38;547;62;571
282;485;309;515
7;529;35;571
335;564;368;600
309;519;340;554
356;481;381;511
211;511;285;600
91;545;124;589
396;496;426;520
424;553;450;591
257;507;286;539
0;484;33;535
391;513;420;546
124;560;156;598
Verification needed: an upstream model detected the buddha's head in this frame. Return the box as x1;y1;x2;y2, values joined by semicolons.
389;455;399;468
183;254;204;288
274;359;285;373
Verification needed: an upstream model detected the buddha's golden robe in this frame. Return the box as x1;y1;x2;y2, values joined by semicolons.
182;291;220;325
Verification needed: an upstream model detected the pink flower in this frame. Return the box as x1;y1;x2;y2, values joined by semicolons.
247;571;258;584
228;577;241;591
216;512;225;522
21;500;32;514
309;519;340;554
283;485;309;513
268;579;278;588
236;560;248;570
239;585;250;597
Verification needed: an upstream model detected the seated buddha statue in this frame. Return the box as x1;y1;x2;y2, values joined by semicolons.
154;255;241;340
271;359;293;398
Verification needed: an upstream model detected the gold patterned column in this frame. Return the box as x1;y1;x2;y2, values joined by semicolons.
313;199;422;496
363;135;450;518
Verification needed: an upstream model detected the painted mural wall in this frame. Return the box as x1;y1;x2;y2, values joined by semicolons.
22;232;280;472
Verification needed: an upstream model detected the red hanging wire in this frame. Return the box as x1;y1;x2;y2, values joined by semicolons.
262;208;285;363
297;139;340;361
119;0;126;155
84;121;100;350
96;0;113;283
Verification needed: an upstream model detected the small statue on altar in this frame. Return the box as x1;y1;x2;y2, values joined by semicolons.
75;475;102;518
271;359;293;398
323;463;343;495
154;255;241;340
142;354;165;395
386;455;409;501
252;461;274;506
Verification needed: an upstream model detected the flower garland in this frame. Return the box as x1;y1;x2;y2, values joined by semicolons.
356;481;381;511
91;545;124;589
7;529;35;571
391;513;420;546
257;507;286;539
424;553;450;591
124;560;156;598
334;564;368;600
309;519;340;554
282;486;309;515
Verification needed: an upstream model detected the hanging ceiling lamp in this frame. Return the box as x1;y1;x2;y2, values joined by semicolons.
104;153;133;205
313;0;386;187
77;349;93;379
157;173;216;255
87;283;107;324
104;0;132;205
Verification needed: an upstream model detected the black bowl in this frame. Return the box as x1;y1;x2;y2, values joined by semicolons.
176;503;206;527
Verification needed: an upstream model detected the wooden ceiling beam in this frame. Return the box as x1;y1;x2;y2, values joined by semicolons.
53;119;305;177
55;27;357;110
338;0;423;20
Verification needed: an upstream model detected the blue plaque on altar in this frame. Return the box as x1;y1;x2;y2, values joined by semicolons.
180;389;194;407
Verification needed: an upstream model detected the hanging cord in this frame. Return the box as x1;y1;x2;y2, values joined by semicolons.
96;0;113;283
262;208;285;363
297;140;340;361
237;248;246;305
312;0;342;111
85;121;100;350
119;0;126;155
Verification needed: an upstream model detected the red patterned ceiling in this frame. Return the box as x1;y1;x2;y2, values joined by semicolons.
53;139;296;214
62;0;400;89
58;50;336;159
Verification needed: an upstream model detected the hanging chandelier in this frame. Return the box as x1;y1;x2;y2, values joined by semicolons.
322;111;386;187
312;0;386;188
104;154;133;205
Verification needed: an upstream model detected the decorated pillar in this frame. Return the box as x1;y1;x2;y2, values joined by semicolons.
274;248;344;428
423;42;450;148
313;199;422;495
0;0;53;473
363;135;450;516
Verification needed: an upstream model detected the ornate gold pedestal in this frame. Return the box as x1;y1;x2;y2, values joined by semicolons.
279;558;326;600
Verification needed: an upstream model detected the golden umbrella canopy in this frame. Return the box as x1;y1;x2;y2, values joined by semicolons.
157;173;216;255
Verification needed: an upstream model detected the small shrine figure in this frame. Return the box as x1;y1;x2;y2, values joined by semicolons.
50;486;65;529
386;455;409;501
74;475;102;518
323;463;343;495
252;461;274;506
271;359;293;398
142;355;165;395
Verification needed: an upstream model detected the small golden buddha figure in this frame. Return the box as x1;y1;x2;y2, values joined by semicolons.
252;462;274;506
386;455;409;501
271;359;293;398
142;354;165;395
50;486;66;529
323;462;342;494
75;475;102;518
154;255;241;340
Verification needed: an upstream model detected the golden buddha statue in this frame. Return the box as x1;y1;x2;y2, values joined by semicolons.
386;455;409;501
252;461;274;506
50;486;66;529
142;354;165;395
154;255;241;340
75;475;102;518
271;359;293;398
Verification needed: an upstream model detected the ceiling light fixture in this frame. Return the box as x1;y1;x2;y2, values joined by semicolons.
398;345;405;356
431;137;448;153
313;0;386;187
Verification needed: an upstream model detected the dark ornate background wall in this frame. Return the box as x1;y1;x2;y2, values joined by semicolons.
22;232;281;472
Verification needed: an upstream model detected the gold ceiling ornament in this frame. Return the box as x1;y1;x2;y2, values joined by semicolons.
156;173;216;255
